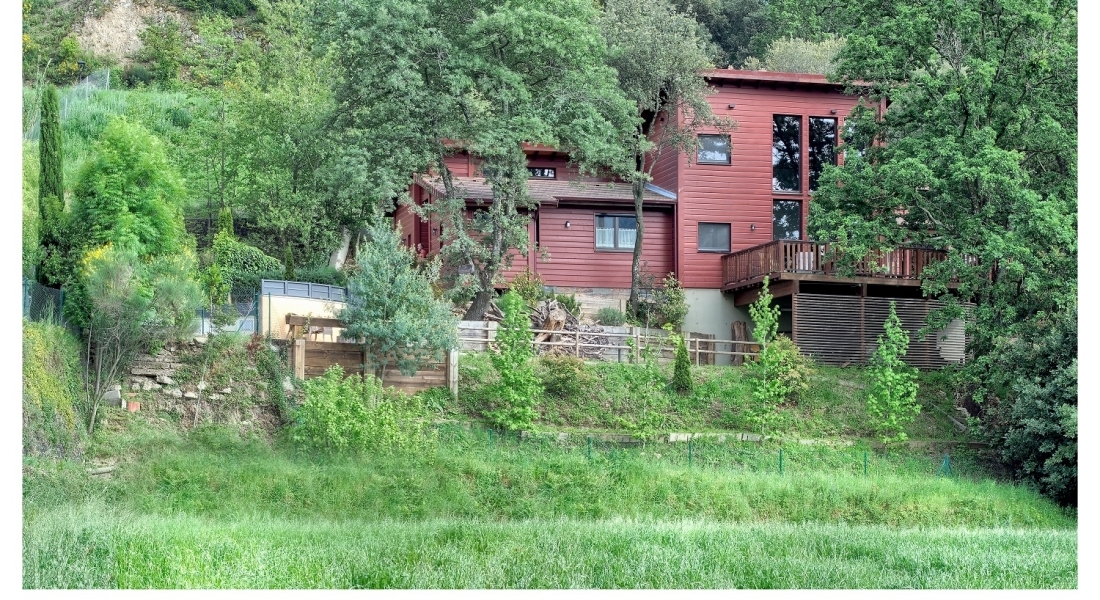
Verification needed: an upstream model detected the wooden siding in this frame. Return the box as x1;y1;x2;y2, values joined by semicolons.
674;83;863;289
535;206;674;288
293;339;455;395
793;294;969;368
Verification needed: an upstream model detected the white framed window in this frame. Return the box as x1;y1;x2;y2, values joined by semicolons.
595;214;637;250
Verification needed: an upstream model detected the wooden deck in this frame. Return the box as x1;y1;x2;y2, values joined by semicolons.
721;240;952;292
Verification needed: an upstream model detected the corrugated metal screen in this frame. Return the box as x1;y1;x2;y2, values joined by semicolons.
794;293;968;368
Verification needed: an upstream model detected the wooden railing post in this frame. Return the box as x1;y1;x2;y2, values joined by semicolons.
293;338;306;380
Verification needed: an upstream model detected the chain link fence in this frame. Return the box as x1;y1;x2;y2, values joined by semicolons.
22;278;65;324
195;288;260;336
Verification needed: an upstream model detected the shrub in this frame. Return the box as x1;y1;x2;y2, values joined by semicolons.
745;278;812;432
486;291;542;431
292;366;433;454
866;301;920;444
672;333;693;394
653;273;688;330
211;230;283;290
509;267;545;306
121;65;155;88
539;355;591;401
595;307;626;326
23;321;85;458
217;206;234;237
552;292;581;316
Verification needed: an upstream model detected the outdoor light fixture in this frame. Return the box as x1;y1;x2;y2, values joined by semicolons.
750;223;756;231
564;221;571;229
728;103;736;109
830;109;838;114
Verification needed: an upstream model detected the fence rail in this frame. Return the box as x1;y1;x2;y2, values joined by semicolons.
456;322;758;364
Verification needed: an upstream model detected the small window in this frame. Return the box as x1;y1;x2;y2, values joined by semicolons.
773;200;802;240
595;214;637;250
528;167;556;179
697;134;731;165
809;117;837;191
698;222;731;252
773;115;801;192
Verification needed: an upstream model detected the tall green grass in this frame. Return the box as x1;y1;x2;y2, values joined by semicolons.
25;425;1073;529
24;504;1077;588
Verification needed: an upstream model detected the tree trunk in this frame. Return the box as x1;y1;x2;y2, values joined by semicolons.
329;227;352;268
628;177;646;318
464;289;494;321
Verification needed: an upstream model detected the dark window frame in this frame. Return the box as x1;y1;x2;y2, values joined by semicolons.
527;167;557;179
808;116;838;192
772;114;802;193
697;222;732;253
696;134;732;165
594;214;637;252
772;199;803;240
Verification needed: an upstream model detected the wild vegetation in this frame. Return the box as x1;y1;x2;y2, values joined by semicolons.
20;0;1077;589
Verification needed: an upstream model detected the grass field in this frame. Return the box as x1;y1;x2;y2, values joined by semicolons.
24;506;1077;589
23;422;1076;588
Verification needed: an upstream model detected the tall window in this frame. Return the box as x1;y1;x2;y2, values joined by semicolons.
697;134;731;165
773;200;802;240
808;117;837;191
773;115;801;192
698;223;731;252
595;215;637;250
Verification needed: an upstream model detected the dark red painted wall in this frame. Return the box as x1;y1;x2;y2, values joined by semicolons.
673;79;863;288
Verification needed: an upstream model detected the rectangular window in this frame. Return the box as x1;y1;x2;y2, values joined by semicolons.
773;200;802;240
698;222;731;252
527;167;556;179
595;214;637;250
809;117;837;191
697;134;731;165
772;115;801;192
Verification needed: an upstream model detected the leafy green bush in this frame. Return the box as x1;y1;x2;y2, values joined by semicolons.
23;320;85;458
652;273;688;330
595;307;626;326
121;65;155;88
292;366;433;454
509;267;545;306
538;355;592;401
211;230;283;290
486;291;543;431
745;278;812;432
552;293;581;316
616;335;669;444
866;302;920;444
177;0;256;17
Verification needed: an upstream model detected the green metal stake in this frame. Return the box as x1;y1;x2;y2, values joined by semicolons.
587;436;592;461
688;438;693;468
863;451;868;476
489;429;493;448
779;448;784;475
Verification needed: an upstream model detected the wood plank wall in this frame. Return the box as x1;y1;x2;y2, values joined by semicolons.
290;340;457;396
793;294;969;368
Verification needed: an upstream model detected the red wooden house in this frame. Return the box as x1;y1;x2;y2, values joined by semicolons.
392;69;967;367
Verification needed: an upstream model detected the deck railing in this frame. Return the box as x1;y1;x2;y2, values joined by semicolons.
721;240;950;288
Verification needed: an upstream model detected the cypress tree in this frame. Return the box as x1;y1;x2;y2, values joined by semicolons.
39;85;63;206
284;245;296;281
217;206;234;238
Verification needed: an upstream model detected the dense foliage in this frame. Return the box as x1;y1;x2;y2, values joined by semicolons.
746;278;812;432
293;365;434;454
486;291;542;431
210;231;283;291
37;85;65;285
23;320;85;458
809;0;1077;505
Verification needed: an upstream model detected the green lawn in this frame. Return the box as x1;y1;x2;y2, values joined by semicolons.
23;423;1075;588
24;506;1076;588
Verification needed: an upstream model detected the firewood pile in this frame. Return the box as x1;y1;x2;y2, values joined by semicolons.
528;299;621;360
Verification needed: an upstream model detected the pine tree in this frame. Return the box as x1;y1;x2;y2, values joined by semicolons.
672;334;693;394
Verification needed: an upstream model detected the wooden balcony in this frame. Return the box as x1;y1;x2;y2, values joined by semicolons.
721;240;952;292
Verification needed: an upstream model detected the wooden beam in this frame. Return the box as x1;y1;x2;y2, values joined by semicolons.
733;279;798;306
286;314;344;328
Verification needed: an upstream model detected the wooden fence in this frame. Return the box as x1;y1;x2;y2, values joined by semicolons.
456;321;757;364
284;315;458;395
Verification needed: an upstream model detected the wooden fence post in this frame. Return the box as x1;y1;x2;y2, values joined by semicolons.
575;333;581;358
448;348;459;398
293;338;306;379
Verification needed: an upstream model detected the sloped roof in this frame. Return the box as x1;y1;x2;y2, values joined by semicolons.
417;176;675;206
